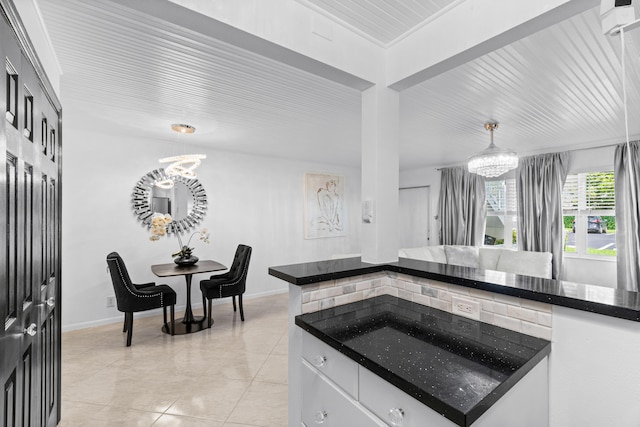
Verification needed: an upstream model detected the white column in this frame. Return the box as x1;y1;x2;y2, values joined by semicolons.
360;83;399;263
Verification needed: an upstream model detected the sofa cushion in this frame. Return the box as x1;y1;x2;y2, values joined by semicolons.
331;253;361;260
444;245;480;268
496;250;553;279
424;246;447;263
399;247;428;260
478;247;503;270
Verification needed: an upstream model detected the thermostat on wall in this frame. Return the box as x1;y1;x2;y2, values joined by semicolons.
362;200;374;223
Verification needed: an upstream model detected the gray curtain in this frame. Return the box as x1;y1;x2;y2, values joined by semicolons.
614;141;640;291
438;166;486;246
516;152;569;279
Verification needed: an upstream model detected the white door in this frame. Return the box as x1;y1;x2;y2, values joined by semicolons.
398;186;430;248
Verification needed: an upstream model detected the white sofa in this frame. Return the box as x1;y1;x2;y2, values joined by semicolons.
334;245;553;279
398;245;553;279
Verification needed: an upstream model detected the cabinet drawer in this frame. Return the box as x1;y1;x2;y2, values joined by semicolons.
359;366;456;427
302;361;383;427
302;332;358;398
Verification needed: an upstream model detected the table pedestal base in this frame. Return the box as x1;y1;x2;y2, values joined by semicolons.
162;316;214;335
151;260;226;336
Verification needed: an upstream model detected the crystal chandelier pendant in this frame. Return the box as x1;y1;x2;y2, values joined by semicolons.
159;154;207;179
468;123;518;178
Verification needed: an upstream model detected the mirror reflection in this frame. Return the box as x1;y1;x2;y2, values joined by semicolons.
151;181;191;219
132;168;207;234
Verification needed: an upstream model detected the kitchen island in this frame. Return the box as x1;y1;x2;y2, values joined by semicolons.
297;295;550;426
270;257;640;426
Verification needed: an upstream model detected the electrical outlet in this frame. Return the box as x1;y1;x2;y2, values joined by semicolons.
452;297;480;320
106;296;116;308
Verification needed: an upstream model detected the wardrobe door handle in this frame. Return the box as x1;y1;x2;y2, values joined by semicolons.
313;355;327;368
388;407;404;426
314;410;327;424
24;323;37;337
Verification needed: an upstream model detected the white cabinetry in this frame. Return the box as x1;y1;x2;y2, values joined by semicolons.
301;332;382;426
359;367;457;427
301;331;549;427
302;361;383;426
301;330;359;397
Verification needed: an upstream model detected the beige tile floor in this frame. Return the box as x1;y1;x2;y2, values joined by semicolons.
59;293;289;427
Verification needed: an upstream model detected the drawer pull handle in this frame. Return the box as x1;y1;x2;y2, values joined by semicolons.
313;355;327;367
388;408;404;426
46;297;55;307
24;323;37;337
314;410;327;424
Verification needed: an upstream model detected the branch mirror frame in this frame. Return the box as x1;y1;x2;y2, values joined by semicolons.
132;168;207;234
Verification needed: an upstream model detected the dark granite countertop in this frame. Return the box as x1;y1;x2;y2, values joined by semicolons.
296;295;551;427
269;256;640;322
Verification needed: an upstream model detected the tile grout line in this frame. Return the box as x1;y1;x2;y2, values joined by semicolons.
60;294;289;427
222;326;287;426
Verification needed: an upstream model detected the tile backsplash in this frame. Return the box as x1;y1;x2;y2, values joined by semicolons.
301;271;552;340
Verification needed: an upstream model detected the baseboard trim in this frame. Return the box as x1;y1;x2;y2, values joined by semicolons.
61;288;287;333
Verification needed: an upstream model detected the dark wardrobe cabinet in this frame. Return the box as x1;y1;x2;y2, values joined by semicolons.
0;1;62;426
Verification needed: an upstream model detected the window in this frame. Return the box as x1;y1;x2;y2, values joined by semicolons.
562;171;615;257
485;178;517;247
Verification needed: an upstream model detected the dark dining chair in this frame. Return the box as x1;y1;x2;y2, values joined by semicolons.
200;244;252;327
106;252;177;346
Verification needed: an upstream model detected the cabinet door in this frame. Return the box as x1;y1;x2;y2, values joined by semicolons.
302;333;358;398
359;359;549;427
302;361;383;427
359;367;457;427
0;3;62;427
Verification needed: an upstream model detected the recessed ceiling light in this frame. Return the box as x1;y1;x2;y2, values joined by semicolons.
171;123;195;134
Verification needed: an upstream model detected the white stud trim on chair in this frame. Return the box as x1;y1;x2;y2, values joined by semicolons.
216;259;250;298
109;258;165;306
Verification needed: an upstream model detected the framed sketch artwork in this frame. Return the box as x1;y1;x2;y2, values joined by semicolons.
304;173;347;239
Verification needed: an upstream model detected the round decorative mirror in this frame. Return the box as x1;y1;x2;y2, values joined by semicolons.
132;168;207;233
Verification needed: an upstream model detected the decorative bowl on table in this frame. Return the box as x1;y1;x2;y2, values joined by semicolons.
174;255;199;266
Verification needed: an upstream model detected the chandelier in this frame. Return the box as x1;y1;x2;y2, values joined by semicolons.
159;153;206;179
468;122;518;178
157;124;206;187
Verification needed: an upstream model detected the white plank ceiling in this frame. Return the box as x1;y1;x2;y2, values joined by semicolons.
38;0;640;170
295;0;459;45
401;5;640;169
38;0;363;167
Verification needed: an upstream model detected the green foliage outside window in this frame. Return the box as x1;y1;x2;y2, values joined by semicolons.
602;216;616;230
564;215;575;230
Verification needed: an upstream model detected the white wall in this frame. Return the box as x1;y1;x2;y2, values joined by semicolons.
61;126;361;331
550;306;640;426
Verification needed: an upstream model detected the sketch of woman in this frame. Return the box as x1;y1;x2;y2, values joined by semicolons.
314;179;343;232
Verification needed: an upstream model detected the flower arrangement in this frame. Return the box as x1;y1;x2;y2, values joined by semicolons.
171;228;210;259
149;213;172;241
149;213;210;260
